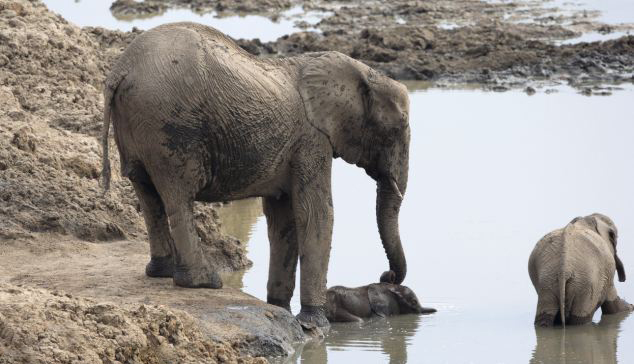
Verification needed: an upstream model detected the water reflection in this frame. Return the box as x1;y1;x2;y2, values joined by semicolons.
530;311;632;364
216;198;262;243
210;88;634;363
284;315;421;364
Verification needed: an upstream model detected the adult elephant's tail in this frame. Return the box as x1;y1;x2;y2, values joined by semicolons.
101;70;126;192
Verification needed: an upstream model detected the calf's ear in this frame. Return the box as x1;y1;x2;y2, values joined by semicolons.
615;254;626;282
368;284;390;317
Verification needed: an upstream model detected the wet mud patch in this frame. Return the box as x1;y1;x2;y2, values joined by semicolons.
109;0;634;90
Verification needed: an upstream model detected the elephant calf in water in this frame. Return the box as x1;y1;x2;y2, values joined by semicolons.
529;214;634;327
326;272;436;322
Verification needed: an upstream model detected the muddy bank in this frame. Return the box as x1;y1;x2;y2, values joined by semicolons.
112;0;634;89
0;282;267;364
242;26;634;90
0;237;304;359
0;0;307;359
110;0;291;19
0;0;249;271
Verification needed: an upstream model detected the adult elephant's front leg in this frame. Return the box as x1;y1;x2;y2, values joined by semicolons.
264;194;299;312
291;147;333;332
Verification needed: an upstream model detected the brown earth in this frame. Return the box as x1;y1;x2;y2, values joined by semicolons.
111;0;634;90
0;236;304;361
0;282;268;364
0;0;249;271
110;0;292;19
0;0;305;360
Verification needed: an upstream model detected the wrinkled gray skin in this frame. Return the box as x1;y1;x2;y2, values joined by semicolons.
325;273;435;322
101;22;411;331
528;214;633;327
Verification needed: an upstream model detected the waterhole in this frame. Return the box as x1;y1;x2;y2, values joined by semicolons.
219;86;634;363
41;1;634;362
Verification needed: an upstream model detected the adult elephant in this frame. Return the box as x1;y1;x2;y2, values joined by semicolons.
101;22;411;330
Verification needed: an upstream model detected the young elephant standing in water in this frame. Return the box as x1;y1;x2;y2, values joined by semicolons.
529;214;634;326
326;272;436;322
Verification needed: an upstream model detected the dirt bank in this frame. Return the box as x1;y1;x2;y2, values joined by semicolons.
0;282;267;364
0;0;305;359
110;0;291;19
112;0;634;90
0;236;304;360
0;0;249;270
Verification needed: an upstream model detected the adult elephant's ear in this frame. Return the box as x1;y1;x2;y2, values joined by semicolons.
298;51;371;165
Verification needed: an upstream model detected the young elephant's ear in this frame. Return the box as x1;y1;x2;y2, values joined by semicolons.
368;284;391;317
387;285;418;314
590;214;626;282
615;254;626;282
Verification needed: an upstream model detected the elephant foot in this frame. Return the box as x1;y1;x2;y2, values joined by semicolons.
173;265;223;289
145;255;174;278
267;296;292;312
296;305;330;337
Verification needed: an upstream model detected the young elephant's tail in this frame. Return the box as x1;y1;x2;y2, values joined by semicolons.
559;273;568;327
101;71;126;192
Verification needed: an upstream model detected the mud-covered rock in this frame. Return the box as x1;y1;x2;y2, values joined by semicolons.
0;283;267;364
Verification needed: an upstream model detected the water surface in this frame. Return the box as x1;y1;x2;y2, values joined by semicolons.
41;2;634;362
40;1;326;41
220;87;634;363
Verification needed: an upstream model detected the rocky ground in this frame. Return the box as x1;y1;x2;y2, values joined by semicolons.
0;282;268;364
111;0;634;91
0;0;303;361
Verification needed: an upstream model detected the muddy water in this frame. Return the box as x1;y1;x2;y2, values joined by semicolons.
220;87;634;363
40;1;326;41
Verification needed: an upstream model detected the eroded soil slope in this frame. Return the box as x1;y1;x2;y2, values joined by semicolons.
0;0;250;271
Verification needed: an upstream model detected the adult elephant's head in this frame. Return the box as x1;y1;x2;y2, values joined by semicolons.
300;52;411;284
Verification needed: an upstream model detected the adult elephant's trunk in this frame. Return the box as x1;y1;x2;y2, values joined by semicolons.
376;177;407;284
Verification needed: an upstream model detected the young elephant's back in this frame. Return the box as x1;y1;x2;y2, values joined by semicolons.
562;228;615;299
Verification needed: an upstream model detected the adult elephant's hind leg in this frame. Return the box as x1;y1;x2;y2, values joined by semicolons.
163;196;222;289
264;195;299;312
132;180;174;278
